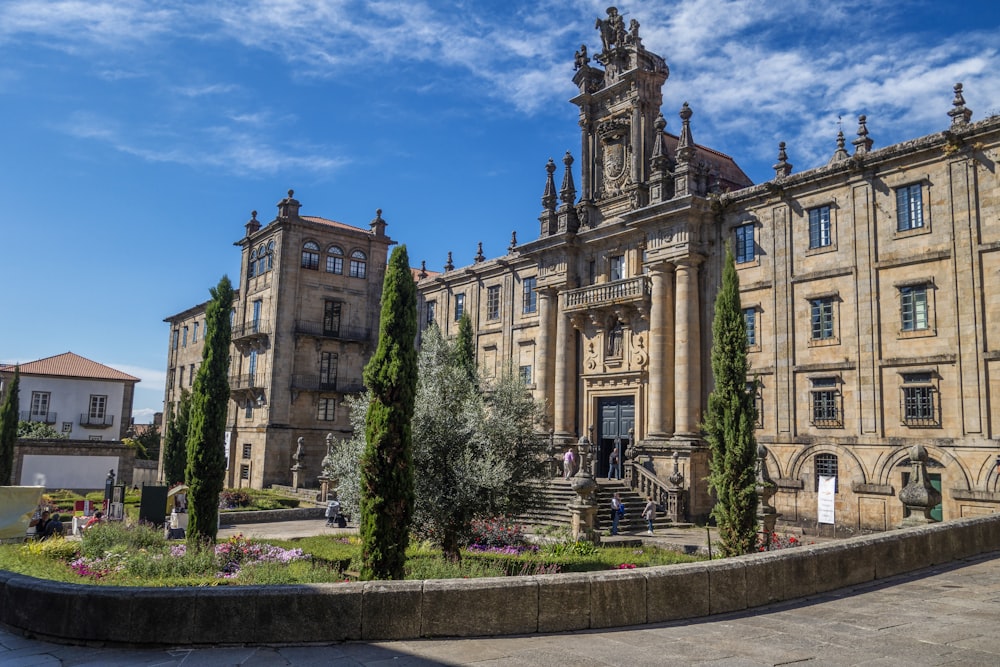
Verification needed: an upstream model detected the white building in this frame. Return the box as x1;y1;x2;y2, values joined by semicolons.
0;352;139;441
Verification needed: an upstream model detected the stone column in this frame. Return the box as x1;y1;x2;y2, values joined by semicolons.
647;263;675;437
553;301;578;439
536;288;556;430
674;257;703;437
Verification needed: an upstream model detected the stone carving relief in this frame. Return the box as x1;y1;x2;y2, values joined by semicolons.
598;118;630;198
631;332;648;369
586;341;598;371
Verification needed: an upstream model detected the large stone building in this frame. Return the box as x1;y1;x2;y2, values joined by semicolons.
416;8;1000;533
161;192;393;489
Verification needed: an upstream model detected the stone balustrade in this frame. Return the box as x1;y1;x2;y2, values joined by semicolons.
1;514;997;645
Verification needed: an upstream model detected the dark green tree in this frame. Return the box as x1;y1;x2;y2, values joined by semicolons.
705;246;759;557
185;275;234;544
454;312;477;386
162;389;191;485
134;421;161;462
0;368;19;485
17;421;66;439
359;245;418;580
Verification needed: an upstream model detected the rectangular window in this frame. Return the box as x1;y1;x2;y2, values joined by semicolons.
815;453;839;493
902;373;937;426
240;464;250;481
30;392;50;419
182;326;188;347
244;398;253;419
735;224;755;263
248;350;258;378
326;254;343;274
810;298;835;340
242;443;252;459
610;255;625;281
189;363;195;384
89;395;107;420
178;367;185;388
318;398;336;421
747;381;763;428
171;329;179;350
808;205;832;249
192;322;199;343
519;365;532;385
743;308;757;346
455;293;465;320
320;352;339;390
810;377;841;427
323;301;342;336
61;422;73;433
522;277;537;314
900;285;929;331
426;300;436;326
486;286;500;320
252;300;263;331
896;183;924;231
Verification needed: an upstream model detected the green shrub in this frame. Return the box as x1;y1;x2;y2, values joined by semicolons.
80;521;165;559
21;536;79;561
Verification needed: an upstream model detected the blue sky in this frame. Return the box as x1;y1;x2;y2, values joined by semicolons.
2;0;999;422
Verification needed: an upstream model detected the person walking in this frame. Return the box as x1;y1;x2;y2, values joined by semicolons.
610;492;623;536
608;447;620;480
563;447;576;479
642;496;657;535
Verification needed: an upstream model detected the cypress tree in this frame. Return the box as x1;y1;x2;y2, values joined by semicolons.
185;276;234;543
454;312;477;386
0;367;19;485
359;245;418;580
162;389;191;485
705;246;759;557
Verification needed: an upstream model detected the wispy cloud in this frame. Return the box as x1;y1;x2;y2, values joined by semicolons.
172;83;241;97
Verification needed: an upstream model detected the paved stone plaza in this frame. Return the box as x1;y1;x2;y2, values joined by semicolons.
2;552;998;666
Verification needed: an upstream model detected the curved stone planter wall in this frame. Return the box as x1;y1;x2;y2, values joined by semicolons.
1;514;998;646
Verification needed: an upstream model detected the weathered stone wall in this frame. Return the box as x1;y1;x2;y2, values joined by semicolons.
2;514;997;646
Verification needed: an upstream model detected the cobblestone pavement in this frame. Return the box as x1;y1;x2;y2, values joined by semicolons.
2;552;999;666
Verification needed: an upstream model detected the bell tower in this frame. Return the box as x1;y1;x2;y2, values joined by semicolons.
571;7;669;225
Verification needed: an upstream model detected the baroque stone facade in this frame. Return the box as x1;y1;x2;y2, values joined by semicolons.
416;9;1000;532
162;192;393;489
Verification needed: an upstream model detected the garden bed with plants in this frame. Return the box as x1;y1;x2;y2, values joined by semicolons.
0;518;701;587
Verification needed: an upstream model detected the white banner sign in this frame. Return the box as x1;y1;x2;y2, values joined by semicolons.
817;475;836;524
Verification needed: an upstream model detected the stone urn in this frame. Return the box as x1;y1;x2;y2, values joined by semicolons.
899;444;941;527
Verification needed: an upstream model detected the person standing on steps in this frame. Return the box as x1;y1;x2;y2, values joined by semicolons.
610;492;623;535
642;496;657;535
608;443;620;480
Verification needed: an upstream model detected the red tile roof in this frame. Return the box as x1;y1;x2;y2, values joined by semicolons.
301;215;368;233
0;352;140;383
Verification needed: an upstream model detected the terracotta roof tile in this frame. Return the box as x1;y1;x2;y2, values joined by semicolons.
300;215;368;233
0;352;140;383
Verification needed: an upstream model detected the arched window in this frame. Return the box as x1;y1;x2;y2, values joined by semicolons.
266;241;275;271
814;453;838;493
326;245;344;274
256;244;267;275
349;250;367;279
248;249;258;278
302;241;320;270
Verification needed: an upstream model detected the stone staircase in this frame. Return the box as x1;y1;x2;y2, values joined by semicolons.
518;478;684;533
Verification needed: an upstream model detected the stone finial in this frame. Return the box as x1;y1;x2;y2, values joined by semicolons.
541;158;557;212
370;208;387;237
852;115;873;155
899;444;943;527
444;251;454;272
948;82;973;127
676;102;695;164
560;151;577;206
474;241;485;263
418;260;427;280
507;231;517;254
277;188;301;219
830;129;850;164
650;112;668;165
245;210;261;236
772;141;792;179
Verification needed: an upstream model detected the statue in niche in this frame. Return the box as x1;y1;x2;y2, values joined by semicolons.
607;321;624;357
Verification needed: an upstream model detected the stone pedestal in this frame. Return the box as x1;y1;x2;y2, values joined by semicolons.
756;445;780;549
899;444;942;527
568;437;599;543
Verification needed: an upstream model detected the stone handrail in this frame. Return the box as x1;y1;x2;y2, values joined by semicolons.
1;514;998;645
627;461;672;510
